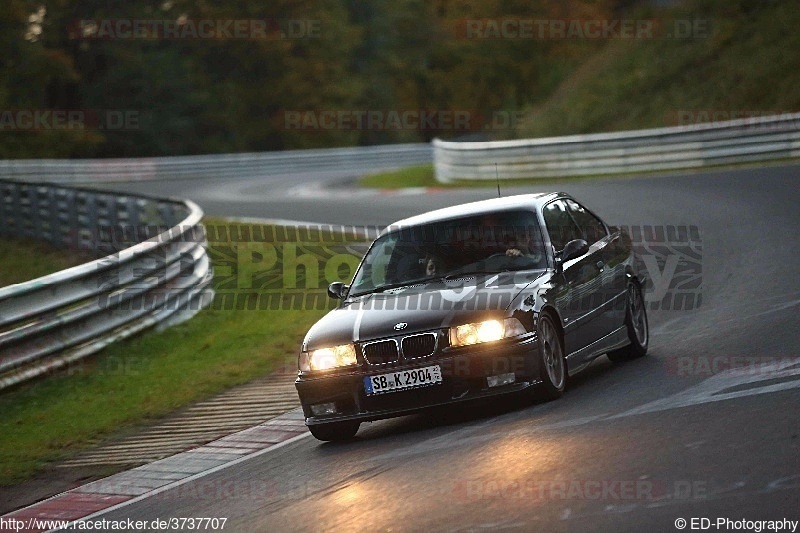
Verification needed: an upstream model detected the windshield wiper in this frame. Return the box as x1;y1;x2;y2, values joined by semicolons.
443;270;509;280
352;278;432;296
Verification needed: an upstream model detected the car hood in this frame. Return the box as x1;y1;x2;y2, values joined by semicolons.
302;271;545;351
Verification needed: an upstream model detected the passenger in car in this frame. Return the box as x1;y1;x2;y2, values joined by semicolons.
425;254;444;277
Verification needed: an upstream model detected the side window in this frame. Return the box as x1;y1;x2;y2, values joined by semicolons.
565;199;607;244
543;200;581;251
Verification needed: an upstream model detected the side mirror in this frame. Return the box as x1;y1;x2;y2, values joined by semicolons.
327;282;349;300
561;239;590;263
555;239;589;273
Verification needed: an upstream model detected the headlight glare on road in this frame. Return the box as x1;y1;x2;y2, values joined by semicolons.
301;344;358;371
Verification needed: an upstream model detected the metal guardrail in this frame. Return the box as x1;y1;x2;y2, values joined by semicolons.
433;113;800;182
0;143;434;389
0;143;433;184
0;180;214;389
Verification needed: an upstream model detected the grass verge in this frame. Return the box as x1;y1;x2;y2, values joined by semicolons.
358;164;438;189
0;218;362;485
0;237;94;287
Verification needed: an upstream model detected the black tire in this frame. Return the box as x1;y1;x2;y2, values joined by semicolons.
534;313;567;401
308;421;360;442
607;281;649;362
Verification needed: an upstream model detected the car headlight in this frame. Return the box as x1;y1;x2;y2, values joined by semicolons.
449;318;527;347
299;343;358;372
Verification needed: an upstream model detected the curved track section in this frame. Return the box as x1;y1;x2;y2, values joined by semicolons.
0;181;213;389
53;163;800;530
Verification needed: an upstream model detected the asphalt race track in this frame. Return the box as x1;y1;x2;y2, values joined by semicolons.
75;163;800;531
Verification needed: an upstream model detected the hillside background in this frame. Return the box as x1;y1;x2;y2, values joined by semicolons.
1;0;798;159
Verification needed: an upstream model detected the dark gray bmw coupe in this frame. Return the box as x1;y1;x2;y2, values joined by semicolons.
295;193;648;441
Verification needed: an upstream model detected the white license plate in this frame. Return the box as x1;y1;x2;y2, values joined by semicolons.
364;365;442;395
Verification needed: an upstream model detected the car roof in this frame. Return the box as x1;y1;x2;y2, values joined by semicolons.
381;192;566;235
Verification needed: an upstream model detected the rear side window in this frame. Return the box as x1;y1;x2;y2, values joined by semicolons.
565;199;607;244
543;200;582;251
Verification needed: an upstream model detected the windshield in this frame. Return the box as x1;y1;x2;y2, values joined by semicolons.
350;209;546;296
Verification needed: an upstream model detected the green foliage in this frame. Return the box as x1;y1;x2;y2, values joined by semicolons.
359;164;436;188
0;237;93;286
0;1;102;157
517;0;800;137
0;0;796;158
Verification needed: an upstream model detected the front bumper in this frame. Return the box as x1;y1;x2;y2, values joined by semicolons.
295;334;541;426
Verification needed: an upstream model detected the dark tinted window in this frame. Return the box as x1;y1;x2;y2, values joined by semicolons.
543;200;581;251
350;209;547;295
565;199;607;244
